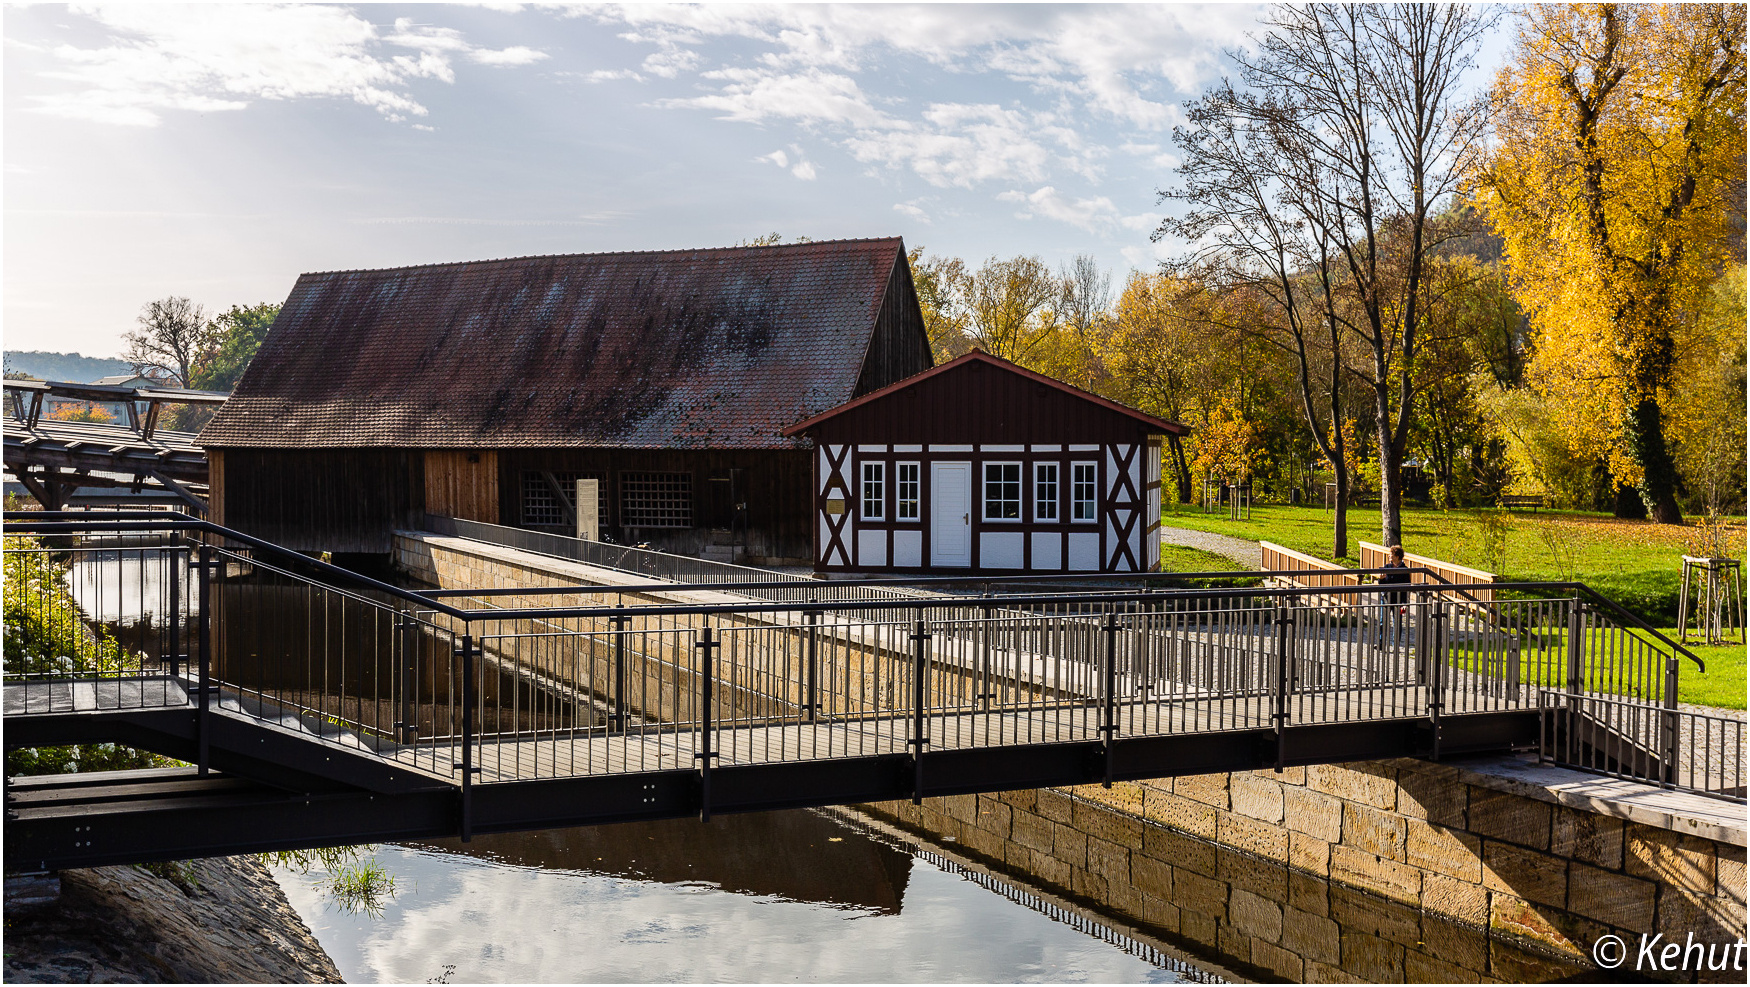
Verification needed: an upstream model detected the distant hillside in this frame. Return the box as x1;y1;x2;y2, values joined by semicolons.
2;350;132;382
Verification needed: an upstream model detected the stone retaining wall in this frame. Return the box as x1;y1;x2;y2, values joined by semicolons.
864;759;1746;983
4;855;341;983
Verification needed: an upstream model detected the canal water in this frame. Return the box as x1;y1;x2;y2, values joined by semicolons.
273;808;1222;984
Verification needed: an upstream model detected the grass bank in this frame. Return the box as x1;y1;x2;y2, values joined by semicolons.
1161;503;1747;709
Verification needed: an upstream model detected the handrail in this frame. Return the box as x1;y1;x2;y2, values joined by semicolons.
4;510;1704;673
4;511;471;620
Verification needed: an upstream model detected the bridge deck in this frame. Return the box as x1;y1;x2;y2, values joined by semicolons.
4;675;1441;786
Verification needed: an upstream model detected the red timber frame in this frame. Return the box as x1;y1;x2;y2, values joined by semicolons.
787;351;1185;577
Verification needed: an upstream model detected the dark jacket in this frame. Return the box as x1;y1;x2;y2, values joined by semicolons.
1378;560;1411;605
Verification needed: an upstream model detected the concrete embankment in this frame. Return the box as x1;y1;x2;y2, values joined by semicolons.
4;855;342;983
862;757;1747;983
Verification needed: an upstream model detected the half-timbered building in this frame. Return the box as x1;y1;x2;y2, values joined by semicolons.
198;238;932;561
782;351;1189;575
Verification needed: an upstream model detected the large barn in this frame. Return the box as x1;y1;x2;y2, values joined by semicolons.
198;238;932;561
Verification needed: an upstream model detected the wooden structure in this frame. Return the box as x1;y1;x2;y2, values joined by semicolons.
3;379;226;512
782;351;1188;575
1678;556;1744;646
198;238;932;558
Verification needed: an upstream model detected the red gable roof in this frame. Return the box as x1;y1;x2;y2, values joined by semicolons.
781;350;1189;437
201;238;911;450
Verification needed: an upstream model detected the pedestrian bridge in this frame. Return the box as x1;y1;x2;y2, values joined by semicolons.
4;512;1728;872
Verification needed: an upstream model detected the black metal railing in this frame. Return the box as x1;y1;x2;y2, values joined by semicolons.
7;511;1726;819
1538;691;1746;803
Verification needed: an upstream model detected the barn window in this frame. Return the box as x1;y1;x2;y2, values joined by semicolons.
521;470;607;527
896;462;920;521
861;462;886;520
1071;462;1098;522
983;462;1021;521
1034;462;1059;521
620;472;693;528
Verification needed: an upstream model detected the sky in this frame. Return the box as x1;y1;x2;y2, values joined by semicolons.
2;3;1505;358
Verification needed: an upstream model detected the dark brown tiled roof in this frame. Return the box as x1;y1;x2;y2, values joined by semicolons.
200;238;906;450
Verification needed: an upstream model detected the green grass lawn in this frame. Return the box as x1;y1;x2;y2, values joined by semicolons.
1160;502;1748;709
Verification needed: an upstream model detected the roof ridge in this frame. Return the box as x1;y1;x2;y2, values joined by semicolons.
298;237;905;279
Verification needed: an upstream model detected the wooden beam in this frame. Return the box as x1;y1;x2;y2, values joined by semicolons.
143;468;207;516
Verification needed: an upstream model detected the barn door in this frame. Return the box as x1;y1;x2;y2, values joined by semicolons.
931;462;971;567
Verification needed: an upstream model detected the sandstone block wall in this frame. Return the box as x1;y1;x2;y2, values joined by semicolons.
864;760;1746;983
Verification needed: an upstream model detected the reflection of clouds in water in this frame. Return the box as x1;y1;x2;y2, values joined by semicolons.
278;846;1174;984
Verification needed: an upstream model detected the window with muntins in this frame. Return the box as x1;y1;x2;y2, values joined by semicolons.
620;472;692;528
1072;462;1098;522
1034;462;1059;521
897;462;920;520
861;461;886;520
984;462;1021;520
521;470;607;527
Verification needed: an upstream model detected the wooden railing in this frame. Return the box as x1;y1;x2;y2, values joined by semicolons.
1358;542;1497;602
1260;540;1497;607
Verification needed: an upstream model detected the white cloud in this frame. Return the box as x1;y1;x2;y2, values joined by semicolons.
999;186;1160;235
757;145;817;181
30;4;548;127
658;67;889;128
567;3;1255;199
892;200;932;225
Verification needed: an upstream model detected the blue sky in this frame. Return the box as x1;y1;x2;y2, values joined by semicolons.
5;3;1499;358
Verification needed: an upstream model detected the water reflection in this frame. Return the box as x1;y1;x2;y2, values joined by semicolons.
275;809;1203;984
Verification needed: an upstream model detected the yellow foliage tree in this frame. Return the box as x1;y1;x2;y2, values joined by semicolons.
1478;3;1746;523
1192;397;1259;488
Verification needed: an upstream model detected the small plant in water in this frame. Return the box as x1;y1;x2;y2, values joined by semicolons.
328;859;398;918
264;844;398;917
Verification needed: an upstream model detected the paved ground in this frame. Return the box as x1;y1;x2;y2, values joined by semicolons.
1160;527;1263;569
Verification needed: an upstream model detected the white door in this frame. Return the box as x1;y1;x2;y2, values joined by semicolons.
931;462;971;567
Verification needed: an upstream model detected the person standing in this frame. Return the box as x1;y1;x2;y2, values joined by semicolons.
1375;544;1412;649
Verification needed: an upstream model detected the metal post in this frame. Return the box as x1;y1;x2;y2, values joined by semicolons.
1101;613;1119;788
456;634;477;841
695;625;718;822
196;542;212;777
611;609;628;733
397;608;418;744
1429;607;1447;760
1273;604;1290;773
1661;655;1680;788
980;599;993;711
1565;597;1584;767
804;605;818;722
909;614;932;805
166;541;181;680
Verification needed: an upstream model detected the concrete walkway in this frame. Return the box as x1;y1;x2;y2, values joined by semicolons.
1160;527;1262;569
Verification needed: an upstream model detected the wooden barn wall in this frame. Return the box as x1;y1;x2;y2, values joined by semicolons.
820;358;1161;447
207;450;225;527
496;448;813;563
853;255;934;397
424;450;499;523
217;448;424;554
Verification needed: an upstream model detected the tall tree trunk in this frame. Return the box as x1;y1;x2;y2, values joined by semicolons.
1376;387;1403;549
1625;397;1683;522
1168;434;1193;504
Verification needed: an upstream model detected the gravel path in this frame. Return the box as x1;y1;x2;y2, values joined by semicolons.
1160;527;1263;569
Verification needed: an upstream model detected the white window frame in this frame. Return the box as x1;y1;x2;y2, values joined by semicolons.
1071;461;1098;523
1033;461;1059;522
983;461;1022;522
896;461;920;521
861;461;886;521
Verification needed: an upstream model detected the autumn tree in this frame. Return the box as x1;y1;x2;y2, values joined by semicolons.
1478;3;1746;523
961;255;1061;364
907;247;972;363
1162;4;1491;554
190;303;279;393
124;296;215;388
